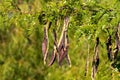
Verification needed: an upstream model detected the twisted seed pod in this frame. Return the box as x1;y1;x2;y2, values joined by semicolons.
48;29;59;66
58;17;71;66
42;23;49;65
48;16;71;66
106;35;112;61
65;33;71;66
113;23;120;60
91;37;99;80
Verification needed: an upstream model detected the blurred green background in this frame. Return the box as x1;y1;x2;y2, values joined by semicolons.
0;0;120;80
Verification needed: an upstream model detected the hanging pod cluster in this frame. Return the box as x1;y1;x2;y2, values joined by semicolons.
42;17;71;66
91;23;120;80
84;37;100;80
106;23;120;61
105;23;120;73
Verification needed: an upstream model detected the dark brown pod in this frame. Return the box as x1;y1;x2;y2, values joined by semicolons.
48;50;56;66
91;37;99;80
106;35;112;61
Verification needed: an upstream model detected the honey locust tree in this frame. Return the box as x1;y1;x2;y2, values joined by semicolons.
0;0;120;80
40;0;120;80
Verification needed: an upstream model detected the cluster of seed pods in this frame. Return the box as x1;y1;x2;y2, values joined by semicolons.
84;23;120;80
41;16;120;79
42;17;71;66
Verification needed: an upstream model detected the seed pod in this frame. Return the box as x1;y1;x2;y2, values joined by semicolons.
94;38;99;71
42;22;50;65
48;49;56;66
58;32;71;66
59;46;65;65
91;59;96;80
48;17;70;66
58;31;66;65
113;23;120;59
65;31;71;66
48;29;59;66
106;35;112;61
42;38;47;56
91;37;99;80
53;29;60;62
58;17;71;66
42;27;48;64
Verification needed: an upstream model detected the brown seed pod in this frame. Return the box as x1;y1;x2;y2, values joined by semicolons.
48;16;71;66
106;35;112;61
48;29;59;66
91;37;99;80
65;33;71;66
42;22;50;65
58;31;66;65
48;49;56;66
58;28;71;66
57;16;71;66
42;27;47;55
42;27;48;64
113;23;120;60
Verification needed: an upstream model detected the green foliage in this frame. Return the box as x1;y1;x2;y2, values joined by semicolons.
0;0;120;80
